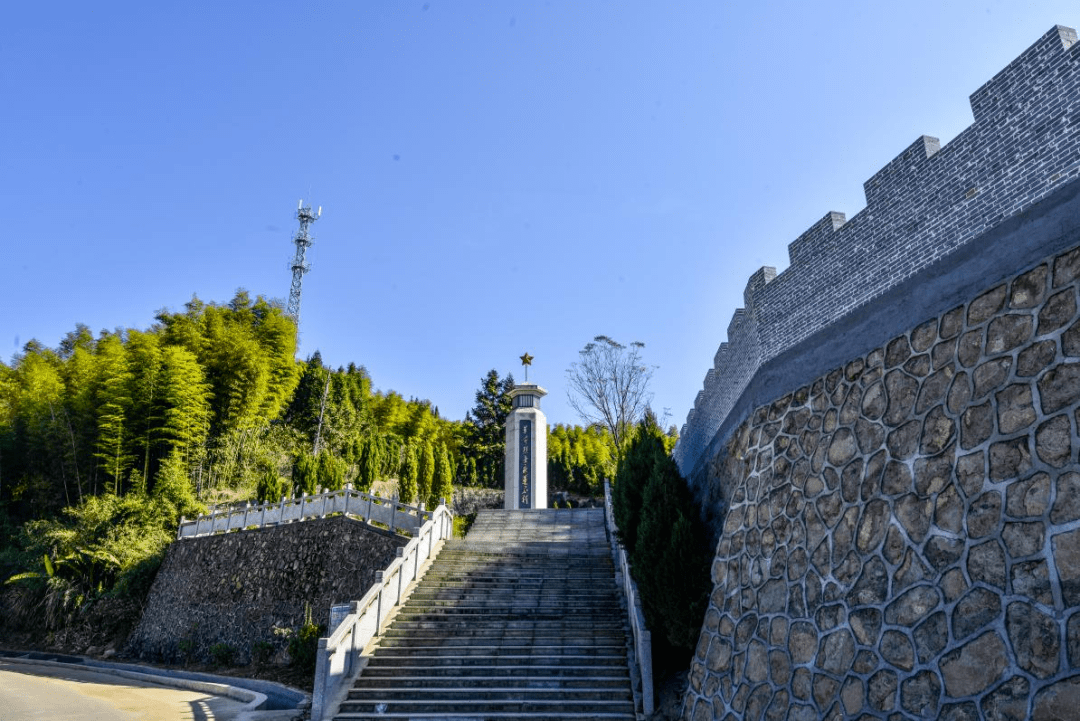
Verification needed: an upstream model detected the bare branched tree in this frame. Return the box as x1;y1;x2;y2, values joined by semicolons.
566;335;655;452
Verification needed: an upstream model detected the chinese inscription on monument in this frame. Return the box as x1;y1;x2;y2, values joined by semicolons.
519;419;532;509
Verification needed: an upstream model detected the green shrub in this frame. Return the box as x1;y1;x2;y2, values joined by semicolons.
209;642;235;667
251;640;274;666
615;415;710;653
177;638;196;666
287;603;325;673
632;451;710;650
612;412;667;552
453;512;476;539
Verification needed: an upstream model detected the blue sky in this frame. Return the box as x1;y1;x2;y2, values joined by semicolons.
2;1;1076;428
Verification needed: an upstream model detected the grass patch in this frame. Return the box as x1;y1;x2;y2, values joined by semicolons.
453;512;477;539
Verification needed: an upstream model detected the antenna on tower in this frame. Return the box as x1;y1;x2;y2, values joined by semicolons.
287;200;320;326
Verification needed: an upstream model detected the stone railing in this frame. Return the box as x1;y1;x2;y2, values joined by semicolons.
177;485;431;540
310;501;454;721
604;480;654;717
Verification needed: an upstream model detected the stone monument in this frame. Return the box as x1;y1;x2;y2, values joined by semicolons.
504;353;547;509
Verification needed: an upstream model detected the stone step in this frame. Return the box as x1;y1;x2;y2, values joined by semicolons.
376;633;625;647
365;653;628;668
331;509;634;721
336;699;636;715
418;575;616;586
423;562;614;573
350;674;631;689
384;620;627;633
359;664;630;679
336;710;634;720
371;643;628;657
422;568;615;578
398;602;623;614
405;588;619;598
390;606;623;617
346;687;632;702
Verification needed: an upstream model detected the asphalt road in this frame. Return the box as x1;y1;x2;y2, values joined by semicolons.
0;660;249;721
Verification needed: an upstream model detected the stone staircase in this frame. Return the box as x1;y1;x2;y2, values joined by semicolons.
333;508;638;720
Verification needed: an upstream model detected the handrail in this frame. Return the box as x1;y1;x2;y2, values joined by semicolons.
176;485;431;540
604;480;654;717
309;501;454;721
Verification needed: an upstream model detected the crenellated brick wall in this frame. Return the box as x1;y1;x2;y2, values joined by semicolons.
676;26;1080;485
679;23;1080;720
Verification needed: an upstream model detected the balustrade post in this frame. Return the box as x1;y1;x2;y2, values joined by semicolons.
350;601;362;656
396;547;405;604
374;572;385;633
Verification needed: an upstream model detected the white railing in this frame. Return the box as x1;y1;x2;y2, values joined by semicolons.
177;485;430;540
604;480;654;717
310;501;454;721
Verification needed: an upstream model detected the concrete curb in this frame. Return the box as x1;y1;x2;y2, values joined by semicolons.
0;651;309;720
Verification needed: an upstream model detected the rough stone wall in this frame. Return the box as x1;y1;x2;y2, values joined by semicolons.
676;25;1080;480
683;243;1080;719
125;516;406;665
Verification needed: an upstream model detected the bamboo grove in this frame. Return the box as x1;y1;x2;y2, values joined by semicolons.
0;291;617;613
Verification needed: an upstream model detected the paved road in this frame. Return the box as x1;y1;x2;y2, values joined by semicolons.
0;660;248;721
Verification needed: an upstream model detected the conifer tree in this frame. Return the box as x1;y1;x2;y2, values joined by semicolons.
318;448;345;491
418;440;435;506
256;464;285;502
430;442;452;508
399;443;419;503
356;435;381;492
292;451;318;496
632;448;710;651
612;411;665;552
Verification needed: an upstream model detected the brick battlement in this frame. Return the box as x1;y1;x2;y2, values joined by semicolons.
675;25;1080;478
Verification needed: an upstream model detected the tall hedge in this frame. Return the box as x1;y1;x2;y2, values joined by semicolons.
615;415;710;652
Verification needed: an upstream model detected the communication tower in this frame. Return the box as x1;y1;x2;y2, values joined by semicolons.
287;199;321;323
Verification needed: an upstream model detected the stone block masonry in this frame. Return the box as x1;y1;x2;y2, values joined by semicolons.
676;25;1080;485
125;515;407;666
683;241;1080;719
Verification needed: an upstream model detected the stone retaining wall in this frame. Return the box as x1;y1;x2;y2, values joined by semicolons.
683;243;1080;719
126;516;406;665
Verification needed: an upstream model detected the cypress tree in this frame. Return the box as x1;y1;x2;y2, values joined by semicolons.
357;435;381;492
318;448;345;491
430;442;452;508
292;451;318;496
418;441;435;506
632;449;710;651
612;411;665;552
399;443;419;503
